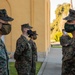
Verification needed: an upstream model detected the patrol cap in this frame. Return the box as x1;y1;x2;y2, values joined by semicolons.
63;9;75;21
0;9;14;21
21;23;33;29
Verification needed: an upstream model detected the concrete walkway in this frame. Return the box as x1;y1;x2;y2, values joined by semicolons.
38;48;62;75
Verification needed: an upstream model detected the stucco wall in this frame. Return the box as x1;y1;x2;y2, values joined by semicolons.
0;0;50;60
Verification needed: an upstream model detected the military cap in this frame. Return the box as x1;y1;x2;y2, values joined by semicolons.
63;9;75;20
21;23;33;29
0;9;14;21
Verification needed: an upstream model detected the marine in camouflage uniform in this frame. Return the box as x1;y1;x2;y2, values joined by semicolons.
62;9;75;75
0;39;9;75
28;30;38;75
14;24;32;75
60;29;71;57
61;38;75;75
0;9;14;75
60;32;71;75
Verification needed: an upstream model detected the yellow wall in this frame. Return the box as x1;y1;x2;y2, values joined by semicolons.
8;0;32;52
0;0;50;59
33;0;50;53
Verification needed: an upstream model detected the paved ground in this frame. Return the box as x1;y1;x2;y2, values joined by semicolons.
38;48;62;75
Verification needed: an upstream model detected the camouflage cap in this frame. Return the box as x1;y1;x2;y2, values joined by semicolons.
0;9;14;21
63;9;75;20
21;23;33;29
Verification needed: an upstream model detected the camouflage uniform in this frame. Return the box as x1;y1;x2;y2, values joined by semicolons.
60;37;75;75
60;35;71;75
0;39;9;75
60;35;71;57
29;39;37;75
62;8;75;75
14;35;32;75
0;9;13;75
65;38;75;75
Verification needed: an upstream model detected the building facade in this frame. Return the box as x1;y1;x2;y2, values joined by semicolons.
0;0;50;61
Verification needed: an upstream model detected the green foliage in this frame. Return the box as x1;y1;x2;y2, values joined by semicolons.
68;33;73;38
51;3;70;42
51;45;62;48
53;31;62;42
36;62;42;74
9;62;42;75
9;62;17;75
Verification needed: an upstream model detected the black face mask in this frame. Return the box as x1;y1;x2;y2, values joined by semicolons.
0;23;11;35
27;30;33;35
64;23;75;33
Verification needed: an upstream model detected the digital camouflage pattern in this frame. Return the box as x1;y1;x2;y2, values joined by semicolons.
60;35;71;59
29;39;37;75
60;35;75;75
14;35;32;75
0;39;9;75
